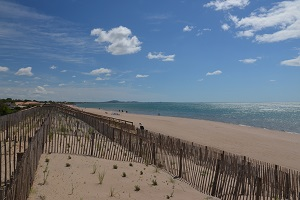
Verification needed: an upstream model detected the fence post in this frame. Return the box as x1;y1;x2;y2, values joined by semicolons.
0;188;4;200
274;165;278;197
211;159;221;197
152;143;156;165
179;148;183;178
90;132;95;156
139;137;143;157
256;177;262;200
285;172;290;200
129;134;132;152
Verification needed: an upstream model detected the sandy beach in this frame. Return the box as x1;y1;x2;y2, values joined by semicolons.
29;154;217;200
81;107;300;171
28;105;300;199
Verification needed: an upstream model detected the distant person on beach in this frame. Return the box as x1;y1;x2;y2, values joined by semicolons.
139;123;144;130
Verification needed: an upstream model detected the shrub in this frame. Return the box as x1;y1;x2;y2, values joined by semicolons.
122;172;126;177
65;163;71;167
134;185;140;191
113;164;118;169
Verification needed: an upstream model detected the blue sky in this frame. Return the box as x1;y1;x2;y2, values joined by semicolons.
0;0;299;102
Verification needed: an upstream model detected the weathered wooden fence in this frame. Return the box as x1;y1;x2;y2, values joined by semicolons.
0;104;299;199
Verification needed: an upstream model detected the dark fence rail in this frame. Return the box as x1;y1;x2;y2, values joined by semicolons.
0;104;299;199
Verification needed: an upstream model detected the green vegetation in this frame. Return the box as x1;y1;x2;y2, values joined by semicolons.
113;164;118;169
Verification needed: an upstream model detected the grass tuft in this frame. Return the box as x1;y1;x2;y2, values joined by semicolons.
98;170;106;185
134;185;140;191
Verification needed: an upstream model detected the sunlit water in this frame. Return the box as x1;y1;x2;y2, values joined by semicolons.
76;102;300;134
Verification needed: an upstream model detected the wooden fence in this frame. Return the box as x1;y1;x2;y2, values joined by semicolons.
0;104;299;199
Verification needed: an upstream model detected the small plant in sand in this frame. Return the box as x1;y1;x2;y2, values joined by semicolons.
65;163;71;167
45;158;50;163
129;163;133;167
113;164;118;169
134;185;140;191
68;183;74;195
68;155;71;160
169;176;175;184
40;162;50;185
122;172;126;177
91;163;97;174
39;195;46;200
140;171;143;175
109;187;116;197
98;170;106;185
151;179;158;186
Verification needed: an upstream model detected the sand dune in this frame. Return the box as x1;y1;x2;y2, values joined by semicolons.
29;154;217;200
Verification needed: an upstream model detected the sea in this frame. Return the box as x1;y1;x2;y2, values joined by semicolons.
75;102;300;134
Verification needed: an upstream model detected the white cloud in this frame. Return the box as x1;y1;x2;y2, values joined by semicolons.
206;70;222;76
221;23;230;31
72;75;76;78
281;55;300;66
34;86;48;94
87;68;112;76
183;25;194;32
197;79;204;82
239;58;257;64
203;28;211;31
61;70;67;72
230;0;300;43
58;83;65;87
96;77;106;81
119;81;125;84
204;0;249;10
33;77;41;80
50;65;56;70
0;66;9;72
91;26;142;55
15;67;33;76
136;74;149;78
147;52;175;62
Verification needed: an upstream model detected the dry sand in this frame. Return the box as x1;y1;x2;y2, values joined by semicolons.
81;107;300;171
29;154;217;200
28;105;300;199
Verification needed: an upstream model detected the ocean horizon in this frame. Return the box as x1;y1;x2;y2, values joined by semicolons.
75;102;300;134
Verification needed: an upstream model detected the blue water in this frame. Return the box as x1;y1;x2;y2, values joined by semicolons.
75;102;300;134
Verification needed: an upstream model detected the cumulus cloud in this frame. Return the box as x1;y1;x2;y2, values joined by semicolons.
183;25;194;32
230;0;300;43
204;0;249;10
61;70;67;72
0;66;9;72
136;74;149;78
206;70;222;76
91;26;142;55
147;52;175;62
119;81;125;84
15;67;33;76
50;65;56;69
239;58;257;64
58;83;65;87
221;23;230;31
87;68;112;76
34;86;47;94
281;55;300;66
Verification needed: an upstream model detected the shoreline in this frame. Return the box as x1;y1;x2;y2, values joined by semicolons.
71;105;300;171
75;104;300;135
